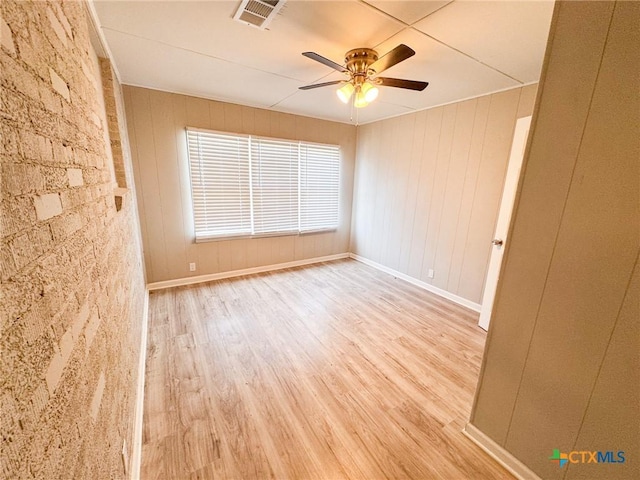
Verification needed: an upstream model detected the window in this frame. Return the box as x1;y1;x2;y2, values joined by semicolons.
186;128;340;242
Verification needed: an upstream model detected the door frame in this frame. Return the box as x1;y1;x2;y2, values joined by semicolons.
478;115;532;330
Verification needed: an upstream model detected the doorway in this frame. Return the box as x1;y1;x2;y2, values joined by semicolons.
478;116;532;330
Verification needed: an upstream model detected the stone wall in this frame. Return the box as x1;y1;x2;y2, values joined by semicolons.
1;1;146;478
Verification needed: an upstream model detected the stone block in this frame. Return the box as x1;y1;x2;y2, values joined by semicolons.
53;3;73;39
39;87;63;116
46;8;68;47
2;125;20;156
21;299;51;344
59;329;73;363
49;68;70;102
10;224;53;270
45;351;64;396
1;197;37;237
84;310;101;355
1;53;41;103
42;166;70;190
50;211;82;241
1;19;15;55
0;241;17;282
2;163;46;195
33;193;62;220
89;372;105;421
67;168;83;187
19;130;53;163
71;302;90;341
29;383;49;423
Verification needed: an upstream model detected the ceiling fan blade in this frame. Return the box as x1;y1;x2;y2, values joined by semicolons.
368;44;415;74
299;80;345;90
376;77;429;91
302;52;348;73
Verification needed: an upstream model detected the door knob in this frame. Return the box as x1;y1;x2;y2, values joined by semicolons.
492;239;504;246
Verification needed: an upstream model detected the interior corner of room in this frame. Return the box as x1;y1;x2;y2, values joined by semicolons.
2;1;638;479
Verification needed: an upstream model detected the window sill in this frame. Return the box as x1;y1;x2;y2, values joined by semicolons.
194;228;337;244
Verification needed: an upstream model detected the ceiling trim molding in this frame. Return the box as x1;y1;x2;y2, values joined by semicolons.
356;81;539;126
85;0;121;81
121;80;538;128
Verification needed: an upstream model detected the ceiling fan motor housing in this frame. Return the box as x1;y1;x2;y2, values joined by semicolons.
345;48;378;83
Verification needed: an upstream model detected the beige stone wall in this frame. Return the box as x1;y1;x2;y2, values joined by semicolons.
1;1;146;478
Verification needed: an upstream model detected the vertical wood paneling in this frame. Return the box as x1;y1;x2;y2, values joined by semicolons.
209;101;224;131
125;87;355;283
149;91;188;278
185;96;219;275
457;88;520;302
406;107;442;280
432;99;476;290
471;2;638;479
516;84;538;119
421;103;457;282
127;88;168;281
171;95;198;271
358;121;383;260
398;111;426;274
565;259;639;480
124;87;152;279
186;95;211;129
470;1;616;446
447;96;490;293
351;86;536;305
385;115;415;270
377;118;396;266
337;123;356;253
503;1;638;474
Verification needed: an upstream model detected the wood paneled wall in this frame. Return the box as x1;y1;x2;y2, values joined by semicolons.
350;85;537;305
123;86;356;283
470;1;639;478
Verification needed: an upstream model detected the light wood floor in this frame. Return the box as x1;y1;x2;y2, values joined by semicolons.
142;259;512;479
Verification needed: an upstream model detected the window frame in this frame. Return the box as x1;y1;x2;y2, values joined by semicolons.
185;127;341;243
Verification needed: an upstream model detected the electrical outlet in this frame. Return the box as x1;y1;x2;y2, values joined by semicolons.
189;262;196;272
427;269;434;279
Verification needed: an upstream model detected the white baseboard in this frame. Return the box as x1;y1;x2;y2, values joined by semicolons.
463;423;541;480
130;290;149;480
147;253;351;291
349;254;482;312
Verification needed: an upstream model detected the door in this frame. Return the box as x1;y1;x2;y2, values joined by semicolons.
478;116;532;330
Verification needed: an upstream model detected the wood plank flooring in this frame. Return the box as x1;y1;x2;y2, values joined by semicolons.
142;259;512;479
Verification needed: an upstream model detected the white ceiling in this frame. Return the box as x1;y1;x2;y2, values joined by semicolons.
91;0;555;125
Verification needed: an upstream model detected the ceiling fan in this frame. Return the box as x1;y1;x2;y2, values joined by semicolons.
299;44;428;108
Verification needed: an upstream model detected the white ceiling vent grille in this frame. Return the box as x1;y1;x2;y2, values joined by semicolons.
233;0;286;30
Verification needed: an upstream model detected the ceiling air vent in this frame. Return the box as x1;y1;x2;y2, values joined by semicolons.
233;0;286;30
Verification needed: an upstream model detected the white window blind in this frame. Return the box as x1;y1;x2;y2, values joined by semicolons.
186;128;340;241
251;138;299;235
187;130;251;240
300;143;340;232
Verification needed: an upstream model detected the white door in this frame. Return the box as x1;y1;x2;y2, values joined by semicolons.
478;116;532;330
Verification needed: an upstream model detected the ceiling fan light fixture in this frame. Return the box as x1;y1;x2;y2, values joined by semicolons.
336;83;355;103
354;90;369;109
361;81;379;103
